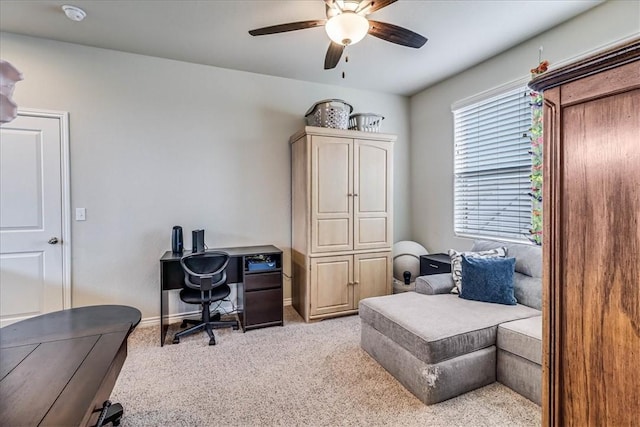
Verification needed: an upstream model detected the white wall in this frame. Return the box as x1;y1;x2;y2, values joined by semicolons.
409;0;640;253
0;33;411;320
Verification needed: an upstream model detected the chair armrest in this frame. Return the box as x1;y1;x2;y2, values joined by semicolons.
415;274;454;295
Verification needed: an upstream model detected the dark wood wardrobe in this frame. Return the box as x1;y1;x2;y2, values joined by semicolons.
530;39;639;426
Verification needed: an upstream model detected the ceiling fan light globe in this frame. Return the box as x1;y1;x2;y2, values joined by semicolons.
325;12;369;46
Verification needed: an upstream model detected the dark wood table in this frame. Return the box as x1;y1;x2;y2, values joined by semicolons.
0;305;141;427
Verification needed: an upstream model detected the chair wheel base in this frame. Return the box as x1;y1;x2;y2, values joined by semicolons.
180;320;187;328
209;338;216;346
95;401;123;427
172;338;179;344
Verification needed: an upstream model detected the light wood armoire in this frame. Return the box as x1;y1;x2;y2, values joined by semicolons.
290;126;395;322
530;39;639;426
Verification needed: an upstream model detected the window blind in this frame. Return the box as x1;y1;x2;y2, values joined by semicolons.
453;86;532;241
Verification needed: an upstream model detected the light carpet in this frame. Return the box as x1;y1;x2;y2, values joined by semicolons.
111;307;541;426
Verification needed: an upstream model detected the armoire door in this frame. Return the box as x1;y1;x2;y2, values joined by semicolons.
354;252;392;305
311;136;353;253
309;255;353;316
354;139;393;250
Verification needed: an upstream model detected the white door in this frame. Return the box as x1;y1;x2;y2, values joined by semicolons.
0;112;67;326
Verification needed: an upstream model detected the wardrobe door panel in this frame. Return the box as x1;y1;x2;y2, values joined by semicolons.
354;140;393;250
559;89;640;426
311;136;353;253
309;255;353;316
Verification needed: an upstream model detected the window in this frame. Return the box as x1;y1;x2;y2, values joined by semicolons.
453;85;532;242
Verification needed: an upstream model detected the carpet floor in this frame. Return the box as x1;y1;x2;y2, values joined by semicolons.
111;307;541;426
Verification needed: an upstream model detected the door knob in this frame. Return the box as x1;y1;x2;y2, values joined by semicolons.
48;237;59;244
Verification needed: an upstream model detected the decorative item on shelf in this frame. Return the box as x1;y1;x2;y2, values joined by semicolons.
246;254;277;272
305;99;353;129
349;113;384;132
527;52;548;246
530;60;549;76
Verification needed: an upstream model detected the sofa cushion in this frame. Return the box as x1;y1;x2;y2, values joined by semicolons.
359;292;541;365
497;316;542;365
514;272;542;310
448;246;507;294
415;273;455;295
471;240;542;309
497;349;542;405
472;240;541;278
459;256;517;305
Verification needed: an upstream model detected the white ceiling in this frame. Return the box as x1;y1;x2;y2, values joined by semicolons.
0;0;601;96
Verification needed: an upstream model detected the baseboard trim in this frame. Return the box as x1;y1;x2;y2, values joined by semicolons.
284;298;292;306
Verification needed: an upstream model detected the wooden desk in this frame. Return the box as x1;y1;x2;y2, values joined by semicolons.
0;305;141;427
159;245;283;346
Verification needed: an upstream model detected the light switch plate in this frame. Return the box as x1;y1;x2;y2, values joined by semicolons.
75;208;86;221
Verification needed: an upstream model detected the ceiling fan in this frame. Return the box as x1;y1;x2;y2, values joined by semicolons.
248;0;427;70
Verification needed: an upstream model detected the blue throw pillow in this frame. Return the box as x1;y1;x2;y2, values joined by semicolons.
459;255;517;305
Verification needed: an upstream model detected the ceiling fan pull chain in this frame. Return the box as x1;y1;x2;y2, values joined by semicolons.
342;47;349;79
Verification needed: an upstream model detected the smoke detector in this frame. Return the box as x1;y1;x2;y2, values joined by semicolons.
62;5;86;22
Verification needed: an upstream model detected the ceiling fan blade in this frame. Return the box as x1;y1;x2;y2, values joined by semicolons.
249;20;326;36
368;20;427;48
324;42;345;70
363;0;397;14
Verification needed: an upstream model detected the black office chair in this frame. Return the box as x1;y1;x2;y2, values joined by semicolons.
172;251;239;345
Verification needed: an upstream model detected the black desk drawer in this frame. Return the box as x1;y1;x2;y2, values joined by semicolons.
419;254;452;276
244;287;283;327
245;271;281;291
